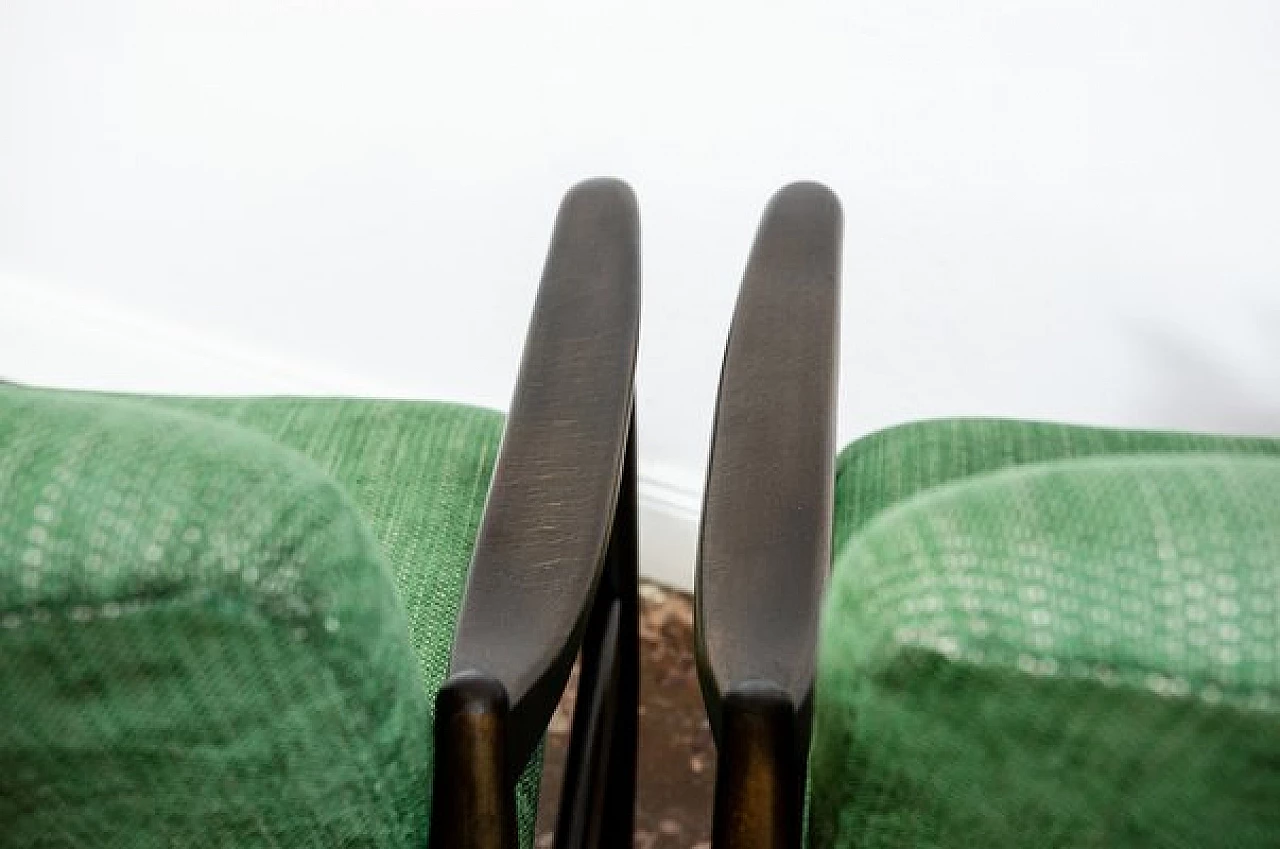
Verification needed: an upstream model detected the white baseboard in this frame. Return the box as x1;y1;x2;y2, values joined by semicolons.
0;274;700;591
634;463;702;592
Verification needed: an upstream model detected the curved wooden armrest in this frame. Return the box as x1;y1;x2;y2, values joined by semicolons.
446;177;640;775
695;182;842;849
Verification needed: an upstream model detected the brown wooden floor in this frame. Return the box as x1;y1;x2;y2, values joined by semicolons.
535;583;715;848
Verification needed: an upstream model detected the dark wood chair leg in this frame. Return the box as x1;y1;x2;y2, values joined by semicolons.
712;684;803;849
429;673;519;849
601;414;641;840
554;412;640;848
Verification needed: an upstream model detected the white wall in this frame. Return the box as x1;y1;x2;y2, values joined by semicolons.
3;1;1280;587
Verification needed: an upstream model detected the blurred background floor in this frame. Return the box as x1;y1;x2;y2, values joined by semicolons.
536;582;714;849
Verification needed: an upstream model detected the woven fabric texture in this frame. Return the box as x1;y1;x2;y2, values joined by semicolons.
814;436;1280;847
0;386;543;847
834;418;1280;555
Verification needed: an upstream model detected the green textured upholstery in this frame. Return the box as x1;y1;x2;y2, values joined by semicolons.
0;385;543;847
834;418;1280;552
813;419;1280;847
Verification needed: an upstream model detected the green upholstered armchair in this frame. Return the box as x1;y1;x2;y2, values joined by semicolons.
695;183;1280;848
0;179;640;849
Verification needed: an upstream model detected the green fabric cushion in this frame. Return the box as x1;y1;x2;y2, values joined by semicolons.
814;419;1280;848
834;418;1280;556
143;394;543;846
0;386;543;847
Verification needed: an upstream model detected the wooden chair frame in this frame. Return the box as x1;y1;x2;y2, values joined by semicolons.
694;182;843;849
429;179;641;849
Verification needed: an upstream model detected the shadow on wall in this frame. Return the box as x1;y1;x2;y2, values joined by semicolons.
1128;311;1280;436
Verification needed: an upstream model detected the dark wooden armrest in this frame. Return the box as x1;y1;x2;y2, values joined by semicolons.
695;182;842;849
431;178;640;849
